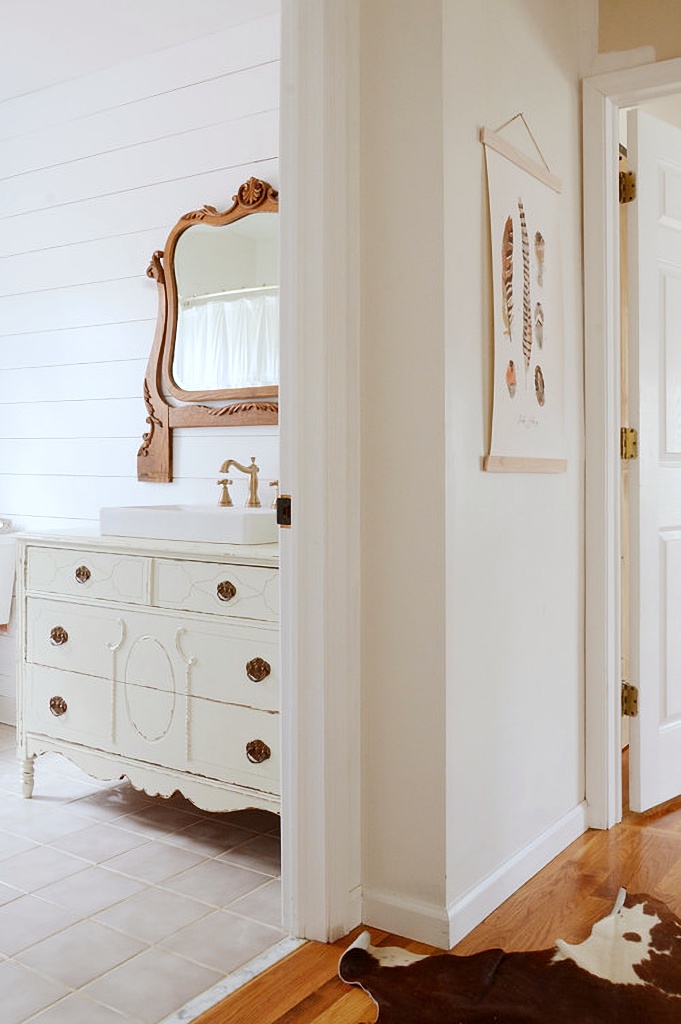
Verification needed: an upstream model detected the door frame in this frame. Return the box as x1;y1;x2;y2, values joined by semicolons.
584;56;681;829
278;0;362;942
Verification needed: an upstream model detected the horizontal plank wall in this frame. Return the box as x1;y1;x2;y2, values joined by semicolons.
0;10;280;723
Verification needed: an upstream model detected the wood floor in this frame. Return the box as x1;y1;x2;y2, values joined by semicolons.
196;753;681;1024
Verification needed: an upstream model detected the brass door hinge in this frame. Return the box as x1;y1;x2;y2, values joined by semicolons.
622;682;639;718
619;169;636;204
620;426;638;460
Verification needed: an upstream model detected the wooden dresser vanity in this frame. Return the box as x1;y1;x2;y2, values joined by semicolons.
16;533;280;814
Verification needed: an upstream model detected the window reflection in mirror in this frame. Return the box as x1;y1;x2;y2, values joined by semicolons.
172;213;279;392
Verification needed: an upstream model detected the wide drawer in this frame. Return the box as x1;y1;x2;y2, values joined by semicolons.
154;559;278;621
23;665;114;747
178;622;279;711
187;700;280;795
112;682;280;795
26;547;148;604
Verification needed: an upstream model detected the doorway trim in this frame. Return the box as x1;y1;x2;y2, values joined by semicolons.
584;56;681;830
277;0;362;942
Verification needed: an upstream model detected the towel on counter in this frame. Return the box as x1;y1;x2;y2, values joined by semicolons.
0;535;16;628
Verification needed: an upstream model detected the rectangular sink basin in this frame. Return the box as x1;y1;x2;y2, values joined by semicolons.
100;505;278;545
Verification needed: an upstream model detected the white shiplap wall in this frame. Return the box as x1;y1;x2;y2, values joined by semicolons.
0;11;280;723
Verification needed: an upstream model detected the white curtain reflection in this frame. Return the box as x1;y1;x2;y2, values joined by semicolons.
174;288;279;391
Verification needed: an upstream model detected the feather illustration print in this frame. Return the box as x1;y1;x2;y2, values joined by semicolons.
534;301;544;349
501;215;514;339
518;198;532;373
534;231;545;287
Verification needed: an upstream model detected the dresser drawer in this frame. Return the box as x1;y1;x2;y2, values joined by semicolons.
23;665;114;747
187;701;280;794
26;598;123;677
154;559;278;621
26;547;148;604
177;622;279;711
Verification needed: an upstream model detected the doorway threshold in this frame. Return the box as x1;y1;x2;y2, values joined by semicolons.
163;936;305;1024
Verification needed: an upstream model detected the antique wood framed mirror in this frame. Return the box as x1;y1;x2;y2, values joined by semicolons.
137;177;279;482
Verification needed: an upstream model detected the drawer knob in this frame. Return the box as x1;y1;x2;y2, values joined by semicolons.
49;696;68;717
75;565;91;584
246;657;271;682
216;580;237;602
50;626;69;646
246;739;271;764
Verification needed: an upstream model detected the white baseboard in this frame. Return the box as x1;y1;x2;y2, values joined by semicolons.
447;801;588;946
0;694;16;727
362;888;451;949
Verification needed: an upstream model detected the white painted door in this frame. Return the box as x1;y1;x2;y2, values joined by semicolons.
627;109;681;812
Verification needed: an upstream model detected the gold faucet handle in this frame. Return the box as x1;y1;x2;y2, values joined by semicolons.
269;480;279;509
217;478;233;507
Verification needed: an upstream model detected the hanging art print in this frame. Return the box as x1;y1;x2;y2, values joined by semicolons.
481;125;567;472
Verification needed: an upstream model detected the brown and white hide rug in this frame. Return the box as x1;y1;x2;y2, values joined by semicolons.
338;890;681;1023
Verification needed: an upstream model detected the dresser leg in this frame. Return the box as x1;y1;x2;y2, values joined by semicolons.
21;756;35;798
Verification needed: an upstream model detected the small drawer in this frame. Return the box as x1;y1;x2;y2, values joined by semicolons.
26;547;148;604
26;598;123;677
154;559;278;622
177;622;279;711
23;665;114;747
187;700;280;794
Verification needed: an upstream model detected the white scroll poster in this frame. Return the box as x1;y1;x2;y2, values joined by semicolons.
482;129;566;472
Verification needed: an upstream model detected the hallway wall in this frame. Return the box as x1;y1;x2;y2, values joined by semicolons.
442;0;587;940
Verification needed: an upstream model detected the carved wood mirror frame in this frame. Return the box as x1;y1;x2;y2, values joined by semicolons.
137;177;279;482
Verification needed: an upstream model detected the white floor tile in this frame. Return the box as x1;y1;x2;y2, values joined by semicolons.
0;844;90;892
49;821;151;863
160;908;285;974
35;865;145;917
0;959;69;1023
161;817;257;857
218;834;281;876
0;831;40;862
229;878;282;929
16;918;147;989
0;895;77;956
104;838;207;884
94;886;212;944
83;946;222;1024
26;993;135;1024
160;857;269;907
0;879;22;907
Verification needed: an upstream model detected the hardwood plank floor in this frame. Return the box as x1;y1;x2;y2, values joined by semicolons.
196;753;681;1024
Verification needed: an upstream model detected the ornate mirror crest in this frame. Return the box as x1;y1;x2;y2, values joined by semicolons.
137;177;279;483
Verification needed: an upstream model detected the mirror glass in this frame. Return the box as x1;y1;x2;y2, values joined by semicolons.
172;213;279;392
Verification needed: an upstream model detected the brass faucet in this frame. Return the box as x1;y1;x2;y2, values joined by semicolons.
219;457;261;507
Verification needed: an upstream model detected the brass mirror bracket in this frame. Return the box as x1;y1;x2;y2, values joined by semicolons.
137;177;279;483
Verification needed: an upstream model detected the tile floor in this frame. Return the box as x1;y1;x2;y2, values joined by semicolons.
0;724;286;1024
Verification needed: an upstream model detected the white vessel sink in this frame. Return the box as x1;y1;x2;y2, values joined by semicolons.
100;505;278;545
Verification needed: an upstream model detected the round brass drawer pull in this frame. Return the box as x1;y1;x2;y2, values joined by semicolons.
246;739;271;764
216;580;237;602
246;657;271;682
49;696;68;717
75;565;91;584
50;626;69;646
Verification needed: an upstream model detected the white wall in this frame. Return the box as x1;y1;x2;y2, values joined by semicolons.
357;0;587;949
442;1;586;937
0;8;281;724
360;0;448;944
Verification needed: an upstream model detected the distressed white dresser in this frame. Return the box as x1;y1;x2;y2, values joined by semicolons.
16;533;280;813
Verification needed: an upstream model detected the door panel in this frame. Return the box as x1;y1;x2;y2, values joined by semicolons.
628;109;681;811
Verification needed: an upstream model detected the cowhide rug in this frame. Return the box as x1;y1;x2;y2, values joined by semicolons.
338;890;681;1022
